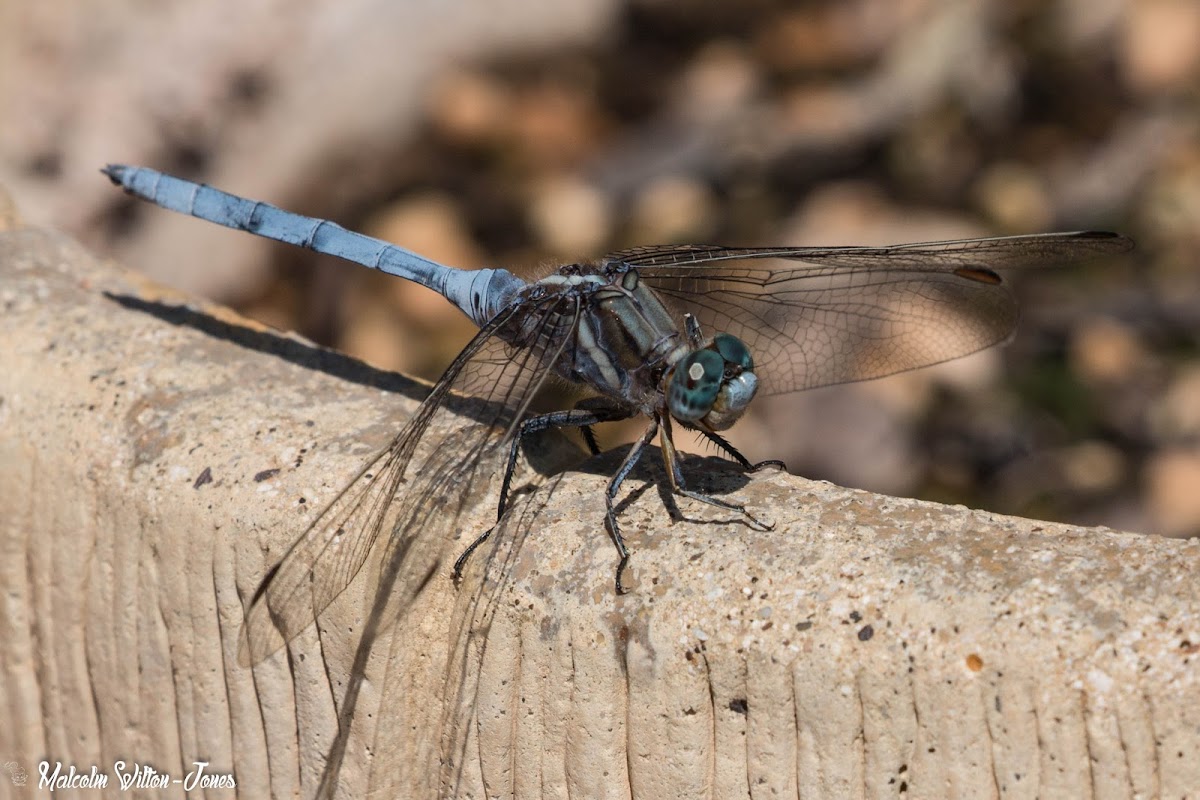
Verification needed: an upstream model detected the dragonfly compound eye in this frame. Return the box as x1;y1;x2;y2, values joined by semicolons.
685;332;758;430
668;349;724;422
713;333;753;372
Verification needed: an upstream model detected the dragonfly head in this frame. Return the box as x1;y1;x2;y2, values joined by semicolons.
667;333;758;431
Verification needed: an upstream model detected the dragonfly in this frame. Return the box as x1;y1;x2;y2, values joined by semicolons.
104;164;1132;662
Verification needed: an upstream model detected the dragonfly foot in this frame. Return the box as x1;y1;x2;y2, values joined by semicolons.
452;525;495;583
614;554;631;595
743;507;775;532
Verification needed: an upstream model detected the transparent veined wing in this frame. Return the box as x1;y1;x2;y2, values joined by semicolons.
238;289;584;664
613;231;1133;396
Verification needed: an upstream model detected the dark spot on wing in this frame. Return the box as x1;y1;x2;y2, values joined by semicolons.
954;267;1003;285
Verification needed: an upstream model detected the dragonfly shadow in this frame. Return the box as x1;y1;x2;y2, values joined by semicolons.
312;424;499;798
435;469;573;796
312;523;441;799
104;292;427;400
305;424;593;797
492;430;764;537
574;444;759;526
316;459;578;797
104;292;561;440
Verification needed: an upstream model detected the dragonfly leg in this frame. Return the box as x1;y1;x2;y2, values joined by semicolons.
684;313;704;348
580;425;602;456
695;428;786;472
573;396;631;457
661;416;774;531
606;418;659;594
452;407;629;582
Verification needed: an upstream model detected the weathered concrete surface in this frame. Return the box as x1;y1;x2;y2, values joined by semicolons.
2;207;1199;798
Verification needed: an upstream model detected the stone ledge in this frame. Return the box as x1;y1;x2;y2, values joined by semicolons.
1;221;1197;798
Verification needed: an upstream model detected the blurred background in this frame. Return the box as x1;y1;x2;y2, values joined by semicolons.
2;0;1197;537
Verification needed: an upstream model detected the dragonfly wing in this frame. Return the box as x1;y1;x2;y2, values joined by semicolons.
238;290;582;664
363;288;586;586
610;231;1131;272
620;232;1132;396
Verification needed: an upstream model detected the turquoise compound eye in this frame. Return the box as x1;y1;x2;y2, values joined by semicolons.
713;334;753;371
668;349;724;422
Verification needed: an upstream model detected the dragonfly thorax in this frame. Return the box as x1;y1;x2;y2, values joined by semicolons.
667;333;758;431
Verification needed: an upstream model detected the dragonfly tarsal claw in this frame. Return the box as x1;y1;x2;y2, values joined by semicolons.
614;554;632;595
749;458;787;473
744;508;775;532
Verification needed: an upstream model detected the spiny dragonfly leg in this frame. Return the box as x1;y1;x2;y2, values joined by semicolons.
580;425;602;456
452;407;627;582
661;417;774;532
574;396;629;457
606;418;660;594
695;428;787;472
